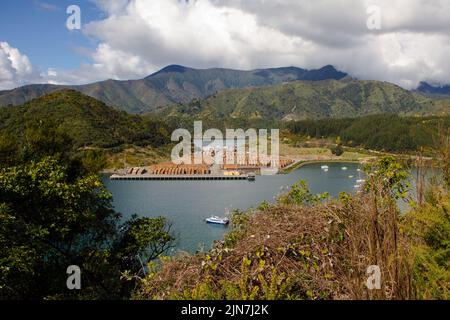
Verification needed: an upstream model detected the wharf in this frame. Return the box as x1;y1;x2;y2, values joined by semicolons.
110;174;253;181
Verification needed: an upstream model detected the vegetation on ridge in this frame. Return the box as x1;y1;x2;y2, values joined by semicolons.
287;114;450;152
0;90;170;149
155;79;446;121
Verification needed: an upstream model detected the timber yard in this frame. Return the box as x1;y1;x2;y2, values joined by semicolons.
110;146;296;181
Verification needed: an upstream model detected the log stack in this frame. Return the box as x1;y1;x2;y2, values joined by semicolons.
148;163;211;175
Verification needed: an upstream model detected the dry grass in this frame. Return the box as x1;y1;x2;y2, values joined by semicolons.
136;178;413;300
279;142;372;162
105;146;170;170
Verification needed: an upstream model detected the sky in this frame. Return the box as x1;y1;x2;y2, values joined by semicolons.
0;0;450;90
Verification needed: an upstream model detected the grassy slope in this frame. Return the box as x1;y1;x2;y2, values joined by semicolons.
105;145;172;170
156;80;446;121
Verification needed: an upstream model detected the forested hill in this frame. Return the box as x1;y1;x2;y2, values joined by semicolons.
287;114;450;152
0;65;347;114
154;79;446;121
0;90;170;149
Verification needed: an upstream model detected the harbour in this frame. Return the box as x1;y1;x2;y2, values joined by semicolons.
104;162;364;253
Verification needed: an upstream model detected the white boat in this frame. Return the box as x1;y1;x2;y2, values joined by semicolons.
354;184;361;188
205;216;230;225
341;167;348;170
321;165;329;170
348;175;354;178
323;168;329;172
356;179;366;183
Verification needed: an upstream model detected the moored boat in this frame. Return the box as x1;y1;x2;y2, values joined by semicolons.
205;216;230;225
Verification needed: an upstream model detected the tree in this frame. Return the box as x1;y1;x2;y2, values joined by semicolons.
77;149;108;174
331;144;344;156
22;120;74;163
0;132;18;168
330;136;344;156
277;180;329;205
0;158;174;299
433;125;450;187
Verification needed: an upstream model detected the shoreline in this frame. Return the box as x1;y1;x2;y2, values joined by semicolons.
280;158;364;174
103;159;365;178
100;151;435;176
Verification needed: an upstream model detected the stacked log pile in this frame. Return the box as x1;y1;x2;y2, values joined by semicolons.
148;163;211;175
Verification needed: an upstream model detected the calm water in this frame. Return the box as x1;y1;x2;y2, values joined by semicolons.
103;162;364;253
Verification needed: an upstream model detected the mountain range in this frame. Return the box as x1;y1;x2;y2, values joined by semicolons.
156;79;445;121
0;65;347;114
416;82;450;98
0;64;448;120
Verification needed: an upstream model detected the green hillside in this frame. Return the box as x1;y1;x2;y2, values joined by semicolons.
156;79;446;121
0;90;169;149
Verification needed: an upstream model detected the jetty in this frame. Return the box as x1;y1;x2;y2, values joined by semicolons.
110;174;251;181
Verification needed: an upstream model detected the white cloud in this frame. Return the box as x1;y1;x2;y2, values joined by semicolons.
76;0;450;88
81;0;314;80
0;42;42;90
304;32;450;89
4;0;450;89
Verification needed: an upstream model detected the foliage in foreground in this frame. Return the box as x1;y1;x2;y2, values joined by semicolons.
135;157;449;300
0;158;174;299
403;190;450;299
0;106;177;300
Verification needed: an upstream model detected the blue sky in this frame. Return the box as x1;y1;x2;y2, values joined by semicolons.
0;0;102;70
0;0;449;90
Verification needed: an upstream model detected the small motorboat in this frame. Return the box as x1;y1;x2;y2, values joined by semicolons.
341;167;348;170
356;179;366;183
321;165;329;170
205;216;230;225
348;175;354;179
